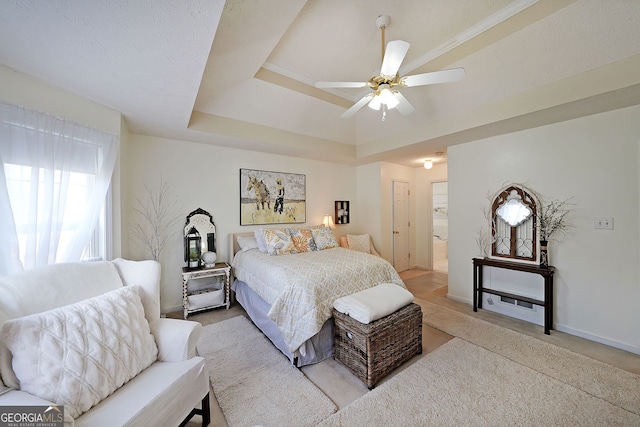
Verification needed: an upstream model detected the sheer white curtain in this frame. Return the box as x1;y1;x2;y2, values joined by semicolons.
0;102;118;276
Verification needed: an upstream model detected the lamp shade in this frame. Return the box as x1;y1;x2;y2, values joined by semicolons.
323;214;335;229
424;160;433;169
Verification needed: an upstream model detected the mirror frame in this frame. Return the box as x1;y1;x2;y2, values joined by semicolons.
184;208;216;261
491;185;537;260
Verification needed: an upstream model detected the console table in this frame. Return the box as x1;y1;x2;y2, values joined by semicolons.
473;257;555;334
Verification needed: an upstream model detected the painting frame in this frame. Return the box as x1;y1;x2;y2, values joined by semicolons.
240;168;306;225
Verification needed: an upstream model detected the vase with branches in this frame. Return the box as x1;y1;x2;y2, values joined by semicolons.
535;195;574;268
130;177;182;261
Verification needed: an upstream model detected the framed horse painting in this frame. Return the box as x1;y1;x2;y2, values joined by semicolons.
240;168;306;225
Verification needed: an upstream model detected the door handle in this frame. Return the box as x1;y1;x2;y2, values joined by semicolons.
393;231;400;234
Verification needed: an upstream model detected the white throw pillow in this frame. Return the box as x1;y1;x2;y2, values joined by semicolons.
237;235;259;252
347;234;371;253
254;230;268;252
2;286;158;419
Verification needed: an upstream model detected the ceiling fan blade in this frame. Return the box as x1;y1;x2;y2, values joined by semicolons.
380;40;410;77
315;81;368;89
393;92;415;116
341;94;373;119
401;68;465;87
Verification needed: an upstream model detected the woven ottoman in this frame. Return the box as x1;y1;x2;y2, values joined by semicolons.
333;302;422;389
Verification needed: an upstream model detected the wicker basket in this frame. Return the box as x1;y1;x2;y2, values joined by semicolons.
333;302;422;389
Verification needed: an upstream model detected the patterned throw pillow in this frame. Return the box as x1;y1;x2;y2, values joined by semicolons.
311;226;339;250
262;228;297;255
347;234;371;253
2;286;158;419
288;228;317;253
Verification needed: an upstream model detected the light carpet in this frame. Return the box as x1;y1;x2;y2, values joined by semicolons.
319;337;640;426
197;315;337;427
418;300;640;416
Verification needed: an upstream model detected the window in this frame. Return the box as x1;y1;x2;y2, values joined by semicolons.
0;102;117;274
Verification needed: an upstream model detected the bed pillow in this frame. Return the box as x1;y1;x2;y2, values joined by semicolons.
2;286;158;419
347;234;371;253
312;226;339;250
254;230;268;252
237;235;259;252
262;228;297;255
288;228;317;253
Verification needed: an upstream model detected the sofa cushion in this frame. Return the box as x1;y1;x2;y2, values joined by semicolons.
2;286;158;419
74;356;207;427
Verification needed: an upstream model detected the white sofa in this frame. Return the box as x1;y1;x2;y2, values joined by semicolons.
0;259;210;427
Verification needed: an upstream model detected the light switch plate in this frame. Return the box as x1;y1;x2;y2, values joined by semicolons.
594;217;614;230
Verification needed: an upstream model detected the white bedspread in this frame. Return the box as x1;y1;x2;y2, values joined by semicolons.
232;247;405;353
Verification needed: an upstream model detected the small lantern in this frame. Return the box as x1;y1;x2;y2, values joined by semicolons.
184;226;201;269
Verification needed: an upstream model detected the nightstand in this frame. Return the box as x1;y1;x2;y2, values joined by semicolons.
182;262;231;319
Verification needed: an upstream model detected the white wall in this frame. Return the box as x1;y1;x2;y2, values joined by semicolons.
355;163;383;253
124;134;359;312
448;105;640;354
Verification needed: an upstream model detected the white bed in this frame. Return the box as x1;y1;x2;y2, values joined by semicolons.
230;231;405;366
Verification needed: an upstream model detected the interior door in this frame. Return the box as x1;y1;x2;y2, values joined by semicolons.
432;181;448;272
393;180;410;272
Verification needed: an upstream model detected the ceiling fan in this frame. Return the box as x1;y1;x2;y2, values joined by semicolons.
315;15;465;120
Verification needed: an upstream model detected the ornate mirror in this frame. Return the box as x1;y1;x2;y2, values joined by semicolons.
492;186;537;260
184;208;216;267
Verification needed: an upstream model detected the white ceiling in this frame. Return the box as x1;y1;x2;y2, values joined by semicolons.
1;0;639;167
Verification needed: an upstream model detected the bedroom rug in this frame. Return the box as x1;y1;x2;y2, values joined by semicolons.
418;300;640;416
197;315;337;427
318;337;640;426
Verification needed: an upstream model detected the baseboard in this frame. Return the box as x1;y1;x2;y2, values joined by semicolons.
444;293;640;356
411;263;429;270
163;305;182;315
554;323;640;356
445;293;471;305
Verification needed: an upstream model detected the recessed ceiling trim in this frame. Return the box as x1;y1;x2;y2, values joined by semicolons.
400;0;540;75
261;62;358;101
188;110;356;157
255;66;353;108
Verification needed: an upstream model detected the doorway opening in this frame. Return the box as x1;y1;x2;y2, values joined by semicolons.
432;181;448;273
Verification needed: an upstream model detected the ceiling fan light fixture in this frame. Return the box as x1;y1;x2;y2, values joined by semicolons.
368;95;382;110
379;85;398;108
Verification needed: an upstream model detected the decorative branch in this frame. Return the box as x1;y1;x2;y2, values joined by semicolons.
535;195;575;242
475;191;496;257
130;177;182;261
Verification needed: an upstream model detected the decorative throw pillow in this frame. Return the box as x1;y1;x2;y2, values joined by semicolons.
347;234;371;253
288;228;317;253
262;228;297;255
254;230;268;252
237;235;259;252
312;226;339;250
2;286;158;419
